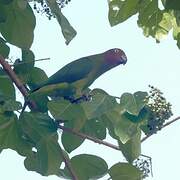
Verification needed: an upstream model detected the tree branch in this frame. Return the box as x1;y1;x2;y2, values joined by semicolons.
58;124;120;151
59;146;78;180
141;116;180;142
0;55;37;110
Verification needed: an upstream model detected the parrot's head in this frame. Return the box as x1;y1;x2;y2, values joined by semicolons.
104;48;127;66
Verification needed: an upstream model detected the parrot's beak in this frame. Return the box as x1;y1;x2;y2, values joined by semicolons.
121;54;127;65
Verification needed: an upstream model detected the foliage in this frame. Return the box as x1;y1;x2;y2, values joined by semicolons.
108;0;180;48
0;0;175;180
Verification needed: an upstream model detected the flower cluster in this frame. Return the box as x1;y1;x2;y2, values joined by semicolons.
133;156;152;179
32;0;71;19
145;85;173;134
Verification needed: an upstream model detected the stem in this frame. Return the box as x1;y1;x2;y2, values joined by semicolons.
141;116;180;142
0;55;37;110
59;146;78;180
11;58;50;66
58;124;120;151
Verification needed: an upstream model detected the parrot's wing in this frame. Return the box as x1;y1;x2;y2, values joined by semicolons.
39;57;94;87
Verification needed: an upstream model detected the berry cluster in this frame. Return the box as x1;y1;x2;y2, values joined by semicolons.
33;0;71;19
145;85;173;134
133;156;152;179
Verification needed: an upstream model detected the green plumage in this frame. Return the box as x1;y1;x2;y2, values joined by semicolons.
33;48;127;99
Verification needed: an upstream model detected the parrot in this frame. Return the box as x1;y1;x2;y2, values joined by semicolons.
31;48;127;102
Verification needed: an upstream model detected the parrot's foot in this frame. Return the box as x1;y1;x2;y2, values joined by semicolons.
64;94;92;104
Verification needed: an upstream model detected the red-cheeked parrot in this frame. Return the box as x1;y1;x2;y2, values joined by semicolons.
32;48;127;101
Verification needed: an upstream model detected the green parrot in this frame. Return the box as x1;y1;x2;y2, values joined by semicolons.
32;48;127;102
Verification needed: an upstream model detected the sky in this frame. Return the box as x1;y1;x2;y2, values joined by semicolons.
0;0;180;180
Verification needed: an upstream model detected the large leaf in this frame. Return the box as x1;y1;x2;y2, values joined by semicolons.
118;130;141;163
0;113;32;156
48;99;87;130
0;37;10;58
13;49;35;74
105;108;139;144
120;91;147;116
19;112;57;143
24;135;63;176
138;0;172;42
164;0;180;10
61;127;85;153
81;88;117;119
46;0;76;45
64;154;108;180
109;162;142;180
108;0;140;26
0;0;36;49
0;75;15;100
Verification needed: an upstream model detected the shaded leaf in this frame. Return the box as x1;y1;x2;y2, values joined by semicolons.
0;113;32;156
138;0;172;42
164;0;180;10
105;108;138;144
13;49;35;74
109;162;142;180
0;1;36;49
83;118;106;140
0;37;10;58
36;136;63;175
118;130;141;163
24;135;63;176
19;112;57;143
64;154;108;180
108;0;139;26
0;0;13;5
46;0;76;45
62;128;85;153
81;88;117;119
0;75;15;100
48;99;87;130
120;91;147;116
2;99;22;111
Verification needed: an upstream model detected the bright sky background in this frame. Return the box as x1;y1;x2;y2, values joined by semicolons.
0;0;180;180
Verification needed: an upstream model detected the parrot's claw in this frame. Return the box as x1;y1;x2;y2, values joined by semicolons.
64;94;92;104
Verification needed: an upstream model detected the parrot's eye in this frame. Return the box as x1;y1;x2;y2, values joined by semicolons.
114;49;119;53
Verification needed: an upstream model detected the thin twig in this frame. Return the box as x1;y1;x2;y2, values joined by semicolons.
58;124;120;151
0;55;37;110
141;116;180;142
59;146;78;180
10;58;50;66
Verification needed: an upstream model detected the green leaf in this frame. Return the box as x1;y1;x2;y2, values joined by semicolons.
0;1;36;49
108;0;139;26
61;128;85;153
28;67;48;89
109;162;142;180
19;112;57;143
83;118;106;140
46;0;76;45
13;49;35;74
24;135;63;176
105;109;139;144
81;88;117;119
36;136;63;175
138;0;172;42
120;91;147;116
118;130;141;163
2;99;22;111
48;99;87;130
0;75;15;100
64;154;108;180
0;37;10;58
0;0;13;5
164;0;180;10
0;113;32;156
